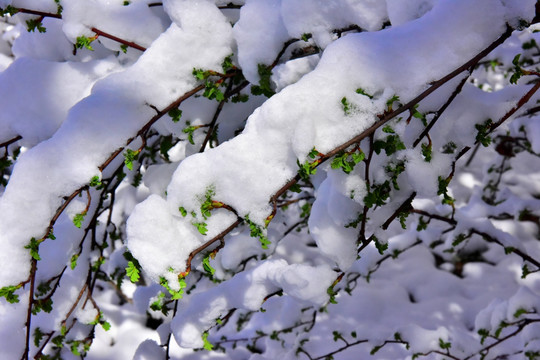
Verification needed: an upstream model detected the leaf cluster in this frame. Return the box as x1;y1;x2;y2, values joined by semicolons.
331;150;364;174
251;64;275;98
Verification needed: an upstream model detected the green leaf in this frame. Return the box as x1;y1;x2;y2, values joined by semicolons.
168;108;183;123
341;97;352;115
370;345;383;355
34;327;44;347
373;236;388;255
245;215;271;249
126;261;140;283
26;18;46;33
89;175;102;188
192;68;207;80
364;181;391;208
475;119;493;147
513;307;528;318
355;88;373;99
193;222;208;235
231;94;249;103
0;5;19;16
330;150;364;174
123;148;139;171
301;33;312;42
202;256;215;275
327;285;338;304
437;176;455;206
421;142;432;162
0;284;21;303
251;64;275;98
32;298;53;315
120;44;128;53
72;212;86;229
412;104;427;126
438;338;451;350
70;254;79;270
416;216;428;231
202;331;213;351
159;276;186;300
289;183;302;193
382;125;395;134
477;328;489;345
512;54;521;67
25;237;41;261
386;95;400;109
221;54;234;72
522;264;531;279
179;207;188;217
76;36;95;51
373;135;405;156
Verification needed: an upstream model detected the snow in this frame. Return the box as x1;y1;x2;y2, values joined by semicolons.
0;0;539;358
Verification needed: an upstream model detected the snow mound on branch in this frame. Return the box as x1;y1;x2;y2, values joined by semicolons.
0;57;120;147
137;0;513;277
62;0;167;49
0;1;233;289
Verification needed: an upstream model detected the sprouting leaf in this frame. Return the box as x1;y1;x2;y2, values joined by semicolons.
373;135;405;156
159;276;186;300
0;284;21;303
25;237;41;261
330;150;364;174
251;64;275;98
373;236;388;255
126;261;140;283
193;222;208;235
475;119;493;147
34;327;44;347
179;207;188;217
70;254;79;270
123;148;139;171
202;331;213;351
513;307;528;318
327;285;338;304
0;5;19;16
421;142;432;162
386;94;400;110
364;181;391;208
341;97;352;115
26;18;46;33
120;44;128;53
438;338;451;350
89;175;102;188
221;54;234;72
301;33;312;42
355;88;373;99
437;176;455;206
202;256;215;275
76;35;95;51
245;215;271;249
72;212;86;229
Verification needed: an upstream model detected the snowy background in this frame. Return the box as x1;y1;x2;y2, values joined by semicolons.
1;0;540;359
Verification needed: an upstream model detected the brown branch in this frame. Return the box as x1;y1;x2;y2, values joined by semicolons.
91;27;146;52
471;229;540;269
183;219;242;275
20;259;37;360
13;8;61;19
381;192;416;230
0;135;22;149
413;72;470;148
199;78;235;152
